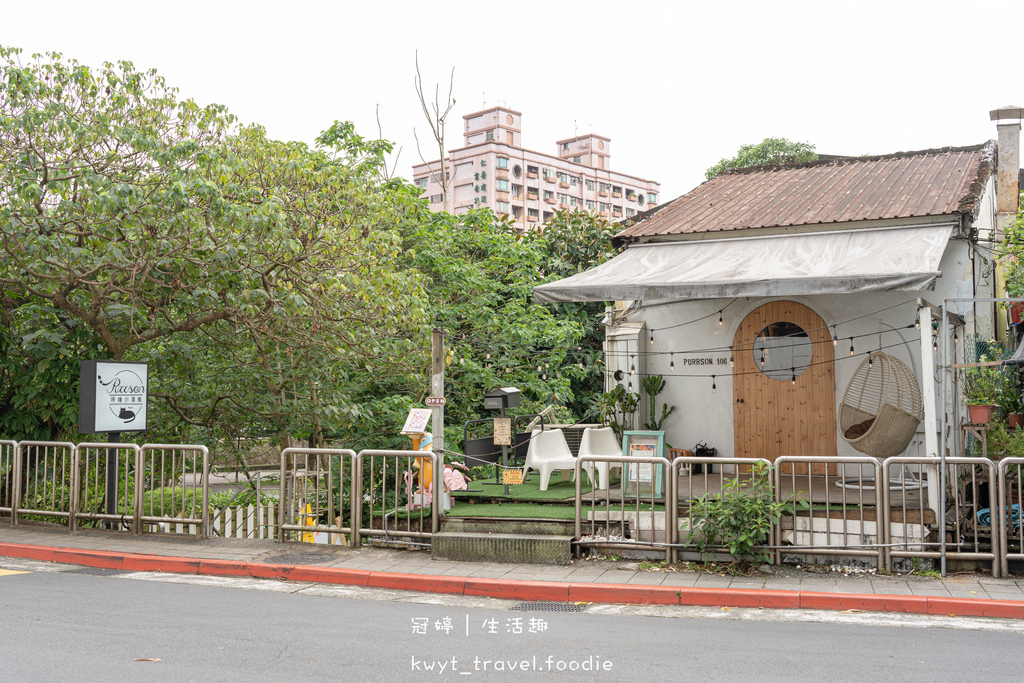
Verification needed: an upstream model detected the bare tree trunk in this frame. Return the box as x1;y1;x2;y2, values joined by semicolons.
413;51;455;211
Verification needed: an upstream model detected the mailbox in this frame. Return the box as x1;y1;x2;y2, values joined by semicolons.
483;387;521;411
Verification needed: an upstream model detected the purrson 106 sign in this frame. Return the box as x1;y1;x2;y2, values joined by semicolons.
78;360;149;434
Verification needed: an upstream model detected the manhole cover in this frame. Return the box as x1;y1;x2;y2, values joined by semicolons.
509;602;589;613
61;567;131;577
262;552;339;565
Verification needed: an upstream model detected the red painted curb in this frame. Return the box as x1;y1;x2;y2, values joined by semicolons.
927;597;1024;619
197;559;251;577
464;578;570;602
51;549;124;570
121;554;202;574
568;583;681;605
246;563;293;581
799;591;927;614
4;541;1024;619
0;542;55;563
289;566;371;587
690;587;802;610
367;572;465;594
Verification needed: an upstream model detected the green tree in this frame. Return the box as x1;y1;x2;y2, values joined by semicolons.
0;47;428;442
704;137;817;180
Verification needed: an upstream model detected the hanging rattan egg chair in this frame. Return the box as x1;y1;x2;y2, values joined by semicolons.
839;351;922;459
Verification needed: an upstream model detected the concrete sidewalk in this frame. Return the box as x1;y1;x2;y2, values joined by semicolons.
2;523;1023;619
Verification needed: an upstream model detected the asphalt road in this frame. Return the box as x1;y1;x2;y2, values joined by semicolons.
0;559;1020;682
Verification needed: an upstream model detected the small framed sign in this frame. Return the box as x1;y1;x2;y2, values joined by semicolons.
78;360;149;434
493;417;512;446
401;408;433;435
621;430;665;498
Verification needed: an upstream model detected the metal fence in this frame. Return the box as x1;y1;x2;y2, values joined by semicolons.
774;456;885;567
669;456;772;564
354;449;440;549
574;454;674;562
139;444;210;538
998;458;1024;577
882;456;998;575
4;439;1024;576
278;447;356;545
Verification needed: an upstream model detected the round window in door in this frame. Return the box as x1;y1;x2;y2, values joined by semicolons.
752;321;812;381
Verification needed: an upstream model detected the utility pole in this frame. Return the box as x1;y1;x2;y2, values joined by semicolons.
431;328;445;530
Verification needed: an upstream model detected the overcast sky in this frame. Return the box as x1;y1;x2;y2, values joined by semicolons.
4;1;1022;200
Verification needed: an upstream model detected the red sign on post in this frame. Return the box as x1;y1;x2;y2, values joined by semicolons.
425;396;446;407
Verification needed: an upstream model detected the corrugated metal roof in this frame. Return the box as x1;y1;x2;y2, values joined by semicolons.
617;143;994;241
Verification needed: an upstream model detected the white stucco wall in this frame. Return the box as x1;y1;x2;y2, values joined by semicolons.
607;221;994;461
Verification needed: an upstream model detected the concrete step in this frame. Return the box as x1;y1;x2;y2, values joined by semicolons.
432;531;573;565
439;517;574;536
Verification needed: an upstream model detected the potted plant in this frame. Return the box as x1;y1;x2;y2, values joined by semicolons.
965;360;1003;424
1000;377;1024;428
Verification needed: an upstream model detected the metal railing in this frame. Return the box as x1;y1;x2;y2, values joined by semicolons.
3;437;1023;576
139;444;210;539
0;440;16;518
72;443;141;532
997;458;1024;578
575;455;674;562
774;456;885;567
882;456;998;576
14;441;76;525
354;449;440;549
278;447;356;545
669;457;771;563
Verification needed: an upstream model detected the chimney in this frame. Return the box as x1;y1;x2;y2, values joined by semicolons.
991;106;1023;232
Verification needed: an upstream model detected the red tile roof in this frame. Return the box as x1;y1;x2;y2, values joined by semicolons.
617;143;994;241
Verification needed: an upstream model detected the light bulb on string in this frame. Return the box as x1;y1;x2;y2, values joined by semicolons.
849;338;855;356
832;327;838;346
718;310;723;326
711;375;717;393
650;331;654;345
669;353;675;372
760;350;765;369
933;337;938;352
542;373;547;380
630;354;635;375
868;355;873;369
627;381;633;392
730;355;735;368
791;368;796;385
954;331;959;345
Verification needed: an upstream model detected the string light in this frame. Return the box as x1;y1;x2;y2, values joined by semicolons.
627;380;633;392
832;327;838;346
849;338;855;356
630;354;635;375
718;310;723;326
791;368;796;385
954;331;959;345
669;353;675;372
729;355;735;368
650;331;654;345
760;350;765;369
711;375;717;393
868;355;874;369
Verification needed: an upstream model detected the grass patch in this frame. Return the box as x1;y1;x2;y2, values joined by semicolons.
453;472;618;502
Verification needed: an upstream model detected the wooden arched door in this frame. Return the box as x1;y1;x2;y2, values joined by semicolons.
733;301;836;469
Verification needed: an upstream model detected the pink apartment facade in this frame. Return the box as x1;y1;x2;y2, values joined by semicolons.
411;106;661;229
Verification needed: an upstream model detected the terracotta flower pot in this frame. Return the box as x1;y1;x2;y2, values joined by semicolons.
1010;413;1023;429
967;404;996;424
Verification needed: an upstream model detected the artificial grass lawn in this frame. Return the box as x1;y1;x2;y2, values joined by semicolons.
445;500;665;519
451;471;620;502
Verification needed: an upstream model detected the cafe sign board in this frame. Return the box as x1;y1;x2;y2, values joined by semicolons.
78;360;149;434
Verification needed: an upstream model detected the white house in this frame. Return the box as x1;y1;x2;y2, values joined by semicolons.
535;108;1023;476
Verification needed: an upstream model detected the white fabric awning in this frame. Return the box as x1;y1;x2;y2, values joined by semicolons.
533;224;954;303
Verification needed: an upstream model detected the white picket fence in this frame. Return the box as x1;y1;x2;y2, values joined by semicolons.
148;504;278;539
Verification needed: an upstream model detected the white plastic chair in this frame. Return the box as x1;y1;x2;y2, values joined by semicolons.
522;429;578;492
578;426;622;490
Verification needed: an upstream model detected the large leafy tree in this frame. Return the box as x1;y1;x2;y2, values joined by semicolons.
704;137;817;180
0;47;428;442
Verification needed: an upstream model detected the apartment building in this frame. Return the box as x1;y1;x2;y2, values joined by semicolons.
411;106;660;229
